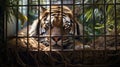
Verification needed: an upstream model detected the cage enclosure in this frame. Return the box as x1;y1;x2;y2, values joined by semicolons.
2;0;120;67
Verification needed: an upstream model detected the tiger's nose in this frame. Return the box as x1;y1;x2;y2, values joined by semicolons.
52;36;61;42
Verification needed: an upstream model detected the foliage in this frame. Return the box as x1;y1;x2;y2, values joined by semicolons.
4;0;19;23
75;0;120;42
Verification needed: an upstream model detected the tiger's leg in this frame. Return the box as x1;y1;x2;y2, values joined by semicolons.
75;40;91;50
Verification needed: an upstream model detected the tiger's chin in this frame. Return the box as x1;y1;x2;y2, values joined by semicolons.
52;44;62;50
45;39;91;51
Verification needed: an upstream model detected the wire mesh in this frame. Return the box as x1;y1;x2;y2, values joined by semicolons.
4;0;120;67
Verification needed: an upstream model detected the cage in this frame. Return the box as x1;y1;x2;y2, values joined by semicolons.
1;0;120;67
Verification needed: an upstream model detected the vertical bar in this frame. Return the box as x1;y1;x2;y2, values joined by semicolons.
72;0;77;65
103;0;107;64
82;0;85;64
92;0;95;49
1;1;5;64
37;0;40;51
73;0;75;51
61;0;63;51
50;0;52;51
3;3;5;47
5;5;8;49
5;2;8;65
114;0;117;50
103;0;107;50
92;0;96;64
16;0;19;50
37;0;40;66
82;0;85;50
27;0;30;51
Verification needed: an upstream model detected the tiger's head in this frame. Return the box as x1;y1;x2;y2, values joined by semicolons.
29;5;83;50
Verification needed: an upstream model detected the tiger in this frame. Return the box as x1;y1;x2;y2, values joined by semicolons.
27;5;90;51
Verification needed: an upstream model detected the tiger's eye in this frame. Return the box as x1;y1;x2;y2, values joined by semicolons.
64;21;72;29
64;25;69;29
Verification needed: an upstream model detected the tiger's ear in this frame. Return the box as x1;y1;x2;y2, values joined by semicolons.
40;7;47;12
37;6;47;13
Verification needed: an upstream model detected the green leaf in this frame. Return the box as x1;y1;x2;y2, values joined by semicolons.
85;9;92;22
